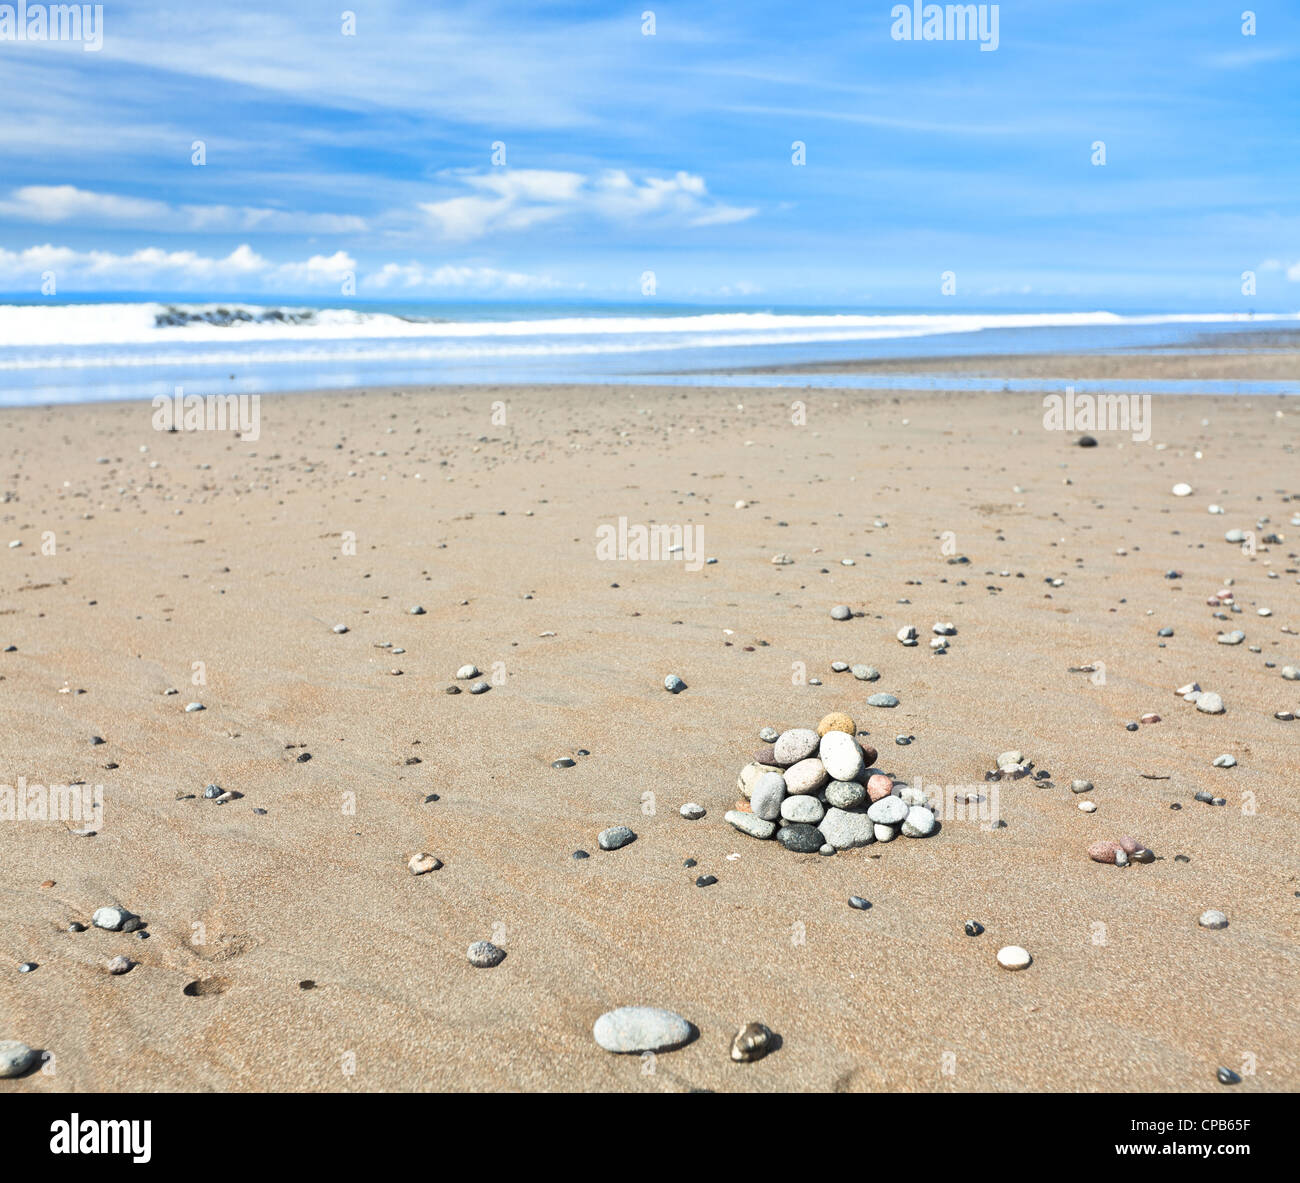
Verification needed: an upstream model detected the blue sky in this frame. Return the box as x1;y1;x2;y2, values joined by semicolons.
0;0;1297;308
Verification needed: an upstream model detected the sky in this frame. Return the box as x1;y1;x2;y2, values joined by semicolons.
0;0;1297;309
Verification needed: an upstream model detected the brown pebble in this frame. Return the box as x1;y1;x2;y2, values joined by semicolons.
1140;713;1161;724
1118;834;1145;856
107;955;133;975
40;880;55;889
817;712;856;737
730;1021;774;1062
866;773;894;802
1088;840;1121;864
752;744;776;765
734;799;752;813
408;853;442;875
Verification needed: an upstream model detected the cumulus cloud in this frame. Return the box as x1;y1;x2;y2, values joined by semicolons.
367;262;559;291
419;169;756;241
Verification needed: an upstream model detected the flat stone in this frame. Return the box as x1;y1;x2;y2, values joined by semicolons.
593;1006;693;1054
784;757;828;795
598;826;637;851
901;805;937;837
851;665;880;681
780;795;825;824
750;772;787;820
1212;755;1236;768
867;693;899;707
467;941;506;967
725;810;777;840
866;796;908;825
825;779;867;809
1199;909;1228;930
774;728;819;765
997;750;1024;769
818;807;876;850
819;730;865;781
408;853;442;875
679;803;706;820
1070;779;1093;793
997;945;1032;970
776;823;824;853
1196;692;1225;714
0;1040;36;1077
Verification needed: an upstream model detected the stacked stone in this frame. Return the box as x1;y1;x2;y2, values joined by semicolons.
727;714;937;853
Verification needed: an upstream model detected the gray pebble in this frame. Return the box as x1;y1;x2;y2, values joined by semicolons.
750;772;787;820
469;681;490;694
203;784;223;799
598;825;636;851
1071;780;1093;794
1212;754;1236;768
679;803;706;820
866;796;908;825
725;810;777;840
851;665;880;681
901;805;937;837
1198;910;1229;930
758;726;779;743
848;896;871;910
830;605;851;621
0;1040;36;1078
825;779;867;809
467;941;506;968
18;962;36;973
831;661;849;672
780;795;825;825
776;823;824;853
456;664;480;679
818;807;876;850
107;955;133;975
773;728;819;765
1196;692;1226;714
593;1006;692;1054
873;822;898;842
867;693;899;708
92;906;136;932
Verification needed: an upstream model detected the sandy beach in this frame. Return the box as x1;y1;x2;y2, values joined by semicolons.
1;359;1297;1093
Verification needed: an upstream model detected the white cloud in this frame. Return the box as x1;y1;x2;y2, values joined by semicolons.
1288;260;1300;282
419;169;756;241
0;185;367;235
367;262;559;291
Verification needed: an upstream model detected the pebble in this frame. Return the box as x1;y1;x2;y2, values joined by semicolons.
456;664;480;679
1140;713;1161;724
901;805;937;838
598;826;637;851
825;779;867;809
819;730;865;780
467;941;506;968
0;1041;36;1078
817;712;856;737
695;875;717;888
1088;840;1122;864
680;803;706;820
1217;1067;1242;1086
730;1022;774;1062
851;665;880;681
1158;626;1174;637
408;853;442;875
784;757;828;795
663;674;687;693
1079;801;1097;813
18;962;36;973
184;702;205;712
1198;910;1229;930
780;795;825;824
776;823;824;853
752;744;777;765
998;751;1024;769
750;772;787;820
865;773;894;802
409;605;425;615
446;685;462;695
1217;630;1245;645
873;823;898;842
866;796;908;825
866;692;899;708
1171;482;1193;496
737;761;779;797
67;922;86;932
465;680;489;695
92;905;137;932
896;625;918;645
107;955;133;975
551;757;576;768
1077;434;1098;447
1212;754;1237;768
848;896;871;910
933;622;957;636
1196;692;1225;714
1070;780;1094;794
593;1006;693;1054
774;728;819;765
758;726;779;743
1282;667;1299;681
572;850;589;860
996;945;1032;970
332;624;349;634
964;920;984;936
830;605;851;621
725;810;777;840
819;807;876;850
831;661;849;673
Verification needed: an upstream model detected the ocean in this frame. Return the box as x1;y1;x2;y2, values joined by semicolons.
0;299;1297;406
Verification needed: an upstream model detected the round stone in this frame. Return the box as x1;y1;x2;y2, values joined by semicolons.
1281;667;1299;681
851;665;880;682
867;693;899;708
1089;840;1120;864
1070;779;1093;794
107;955;133;975
1199;909;1228;930
780;795;825;824
598;826;637;851
964;920;984;936
998;751;1024;769
865;773;894;802
819;730;865;781
467;941;506;968
1196;692;1225;714
1079;801;1097;813
752;744;777;765
725;810;777;840
819;807;876;849
1172;482;1193;497
593;1007;693;1054
866;796;908;825
0;1041;36;1078
679;803;706;820
873;823;898;842
773;728;819;766
469;681;491;694
997;945;1032;970
456;664;480;679
758;726;779;743
776;823;824;853
92;906;134;932
750;772;787;820
830;605;851;621
332;624;349;634
817;712;856;737
825;779;867;809
784;757;828;795
663;674;687;693
901;805;936;838
408;853;441;875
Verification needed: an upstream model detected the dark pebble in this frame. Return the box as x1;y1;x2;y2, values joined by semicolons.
67;922;86;932
552;757;576;769
775;824;824;853
571;850;589;860
91;736;105;745
445;685;461;694
1174;854;1190;863
203;784;223;799
299;980;316;990
18;962;37;973
964;920;984;936
1077;435;1098;447
683;858;697;868
576;749;590;757
253;808;268;815
1125;722;1139;731
696;875;717;887
296;752;311;762
895;735;914;746
1216;1067;1241;1085
1194;791;1214;803
1170;803;1182;810
848;896;871;911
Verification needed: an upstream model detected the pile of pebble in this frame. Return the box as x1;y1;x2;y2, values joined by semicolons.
728;714;937;852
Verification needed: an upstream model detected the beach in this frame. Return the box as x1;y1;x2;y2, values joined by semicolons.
1;363;1298;1092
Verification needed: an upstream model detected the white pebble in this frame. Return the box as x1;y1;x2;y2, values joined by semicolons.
997;945;1032;970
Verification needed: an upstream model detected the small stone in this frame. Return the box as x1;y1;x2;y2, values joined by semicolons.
18;962;36;973
598;826;637;851
1212;754;1236;768
773;728;819;765
1217;1067;1242;1085
776;823;824;853
997;945;1032;970
1158;627;1174;637
1171;482;1193;497
594;1007;693;1054
901;805;937;838
964;920;984;936
757;726;779;743
446;685;462;695
1078;801;1097;813
332;624;349;634
67;922;86;932
818;730;864;780
817;712;856;737
107;955;133;975
203;783;223;799
456;664;480;679
1071;780;1093;794
784;757;828;795
409;605;425;615
551;757;576;768
896;625;918;645
468;681;490;694
873;823;898;842
0;1041;37;1078
848;896;871;911
1089;840;1121;864
1140;713;1161;724
1198;910;1228;930
730;1021;773;1062
1195;692;1225;714
1281;666;1299;681
866;796;908;825
750;771;787;820
725;810;777;839
998;751;1024;769
825;779;867;809
663;674;687;693
1077;435;1097;447
867;692;899;708
780;795;825;824
467;941;506;968
409;853;441;875
184;702;205;712
818;807;876;850
830;605;851;621
572;850;589;859
680;803;706;820
851;665;880;681
92;906;136;932
695;875;717;887
831;661;849;673
1125;721;1139;732
865;773;894;802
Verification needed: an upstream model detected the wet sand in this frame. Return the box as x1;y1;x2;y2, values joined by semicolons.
1;375;1298;1091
